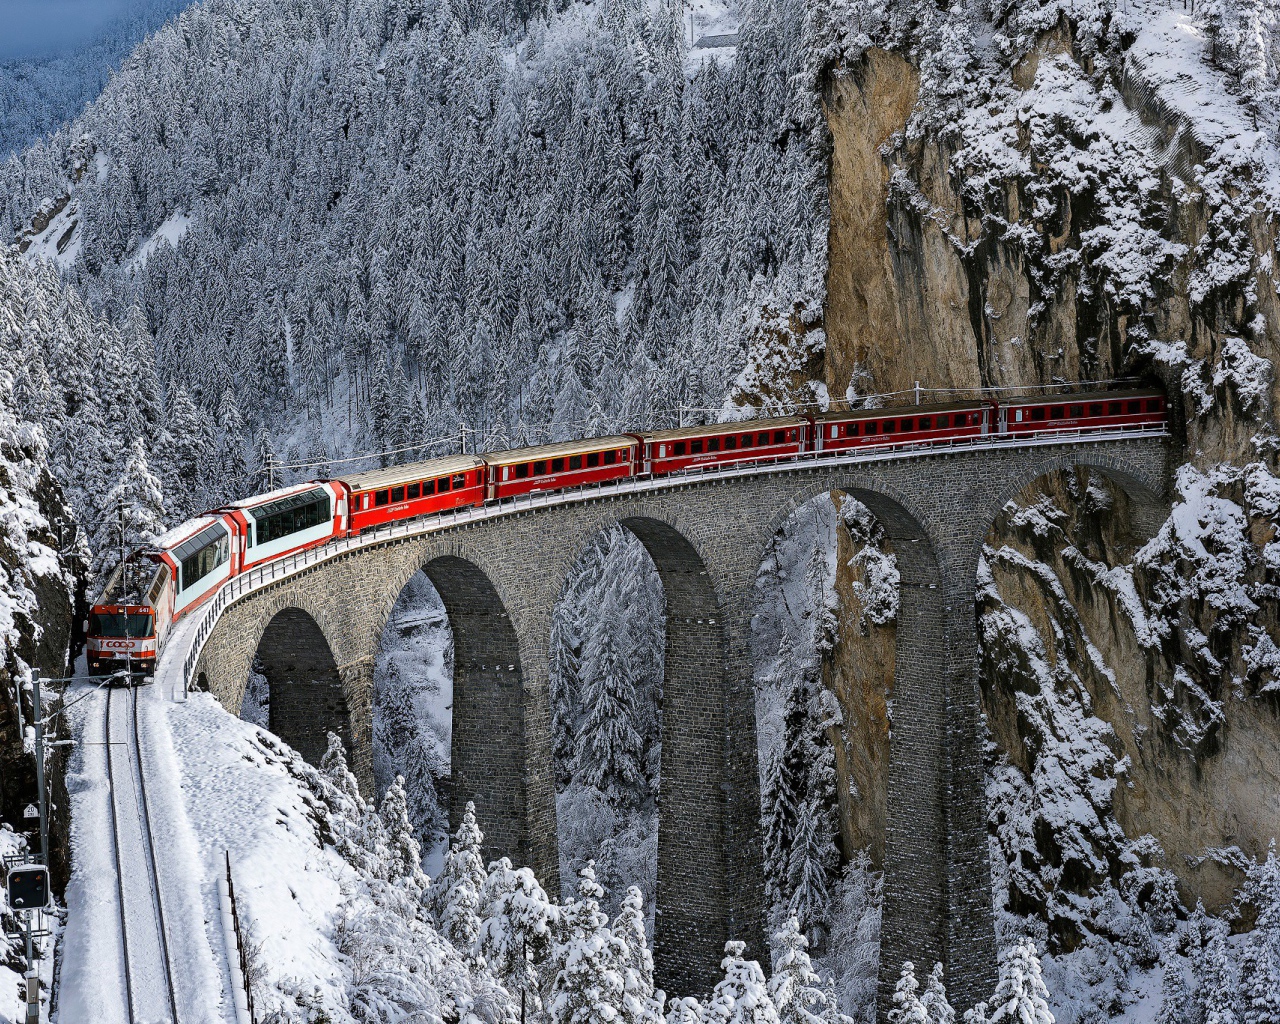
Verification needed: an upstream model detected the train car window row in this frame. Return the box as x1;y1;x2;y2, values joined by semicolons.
174;526;229;591
253;490;332;545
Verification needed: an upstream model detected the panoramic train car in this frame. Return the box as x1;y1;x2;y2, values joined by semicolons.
223;480;347;572
810;401;991;453
1001;389;1166;435
637;417;808;475
485;436;639;500
339;455;486;534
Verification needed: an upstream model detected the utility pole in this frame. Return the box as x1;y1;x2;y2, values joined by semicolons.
32;672;48;869
24;913;37;1024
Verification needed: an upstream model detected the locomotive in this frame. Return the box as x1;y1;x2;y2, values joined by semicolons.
86;388;1167;676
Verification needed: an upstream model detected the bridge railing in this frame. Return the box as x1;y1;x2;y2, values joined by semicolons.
179;422;1168;692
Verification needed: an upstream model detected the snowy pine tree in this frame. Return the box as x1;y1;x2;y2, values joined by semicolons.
706;941;781;1024
768;917;846;1024
426;800;487;953
888;963;928;1024
987;940;1054;1024
91;436;165;588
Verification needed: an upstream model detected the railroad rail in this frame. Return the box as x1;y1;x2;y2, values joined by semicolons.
105;684;181;1023
178;422;1169;693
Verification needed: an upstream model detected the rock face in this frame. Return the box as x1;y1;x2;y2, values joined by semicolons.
817;19;1280;937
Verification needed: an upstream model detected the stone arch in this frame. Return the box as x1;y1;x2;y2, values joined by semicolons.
371;546;535;879
977;448;1169;552
748;473;997;1011
616;515;733;995
550;505;754;996
253;606;353;776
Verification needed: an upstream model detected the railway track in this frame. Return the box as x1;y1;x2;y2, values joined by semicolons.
105;683;181;1023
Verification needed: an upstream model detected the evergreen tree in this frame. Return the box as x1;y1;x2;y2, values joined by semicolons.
478;856;556;1014
575;576;647;804
888;963;928;1024
920;964;954;1024
706;941;781;1024
768;917;846;1024
549;863;630;1024
379;775;427;896
987;940;1054;1024
251;428;280;493
91;436;166;587
426;800;487;953
613;887;661;1024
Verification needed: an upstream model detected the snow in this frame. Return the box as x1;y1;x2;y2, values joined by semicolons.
19;199;81;269
123;212;191;275
1126;5;1280;207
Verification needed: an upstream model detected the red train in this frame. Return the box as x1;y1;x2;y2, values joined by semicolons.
86;388;1166;674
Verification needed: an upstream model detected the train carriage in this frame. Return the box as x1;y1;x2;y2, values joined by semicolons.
636;417;808;475
224;481;347;572
340;455;487;534
811;401;991;452
1000;389;1166;434
485;437;638;500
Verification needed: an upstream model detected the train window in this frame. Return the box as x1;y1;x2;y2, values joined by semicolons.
884;420;896;434
569;455;583;470
773;430;785;444
587;452;600;468
534;461;547;475
1031;408;1045;421
453;474;466;489
725;436;737;450
1050;407;1065;419
175;525;230;592
847;423;859;436
1127;400;1140;413
375;490;390;507
902;418;914;432
937;415;949;428
439;476;451;493
515;464;529;478
708;438;720;452
753;432;765;445
391;486;404;503
1089;404;1103;416
408;483;420;500
1070;405;1083;417
501;467;510;481
691;440;703;454
674;442;687;456
919;417;931;430
547;458;561;473
604;451;617;465
865;422;877;435
1108;402;1121;414
424;479;436;495
1148;398;1162;411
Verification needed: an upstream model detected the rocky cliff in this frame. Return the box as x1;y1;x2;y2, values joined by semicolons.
811;0;1280;943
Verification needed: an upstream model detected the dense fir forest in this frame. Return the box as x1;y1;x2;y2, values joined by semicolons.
0;0;197;159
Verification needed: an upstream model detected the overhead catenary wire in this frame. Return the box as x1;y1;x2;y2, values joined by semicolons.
271;377;1148;473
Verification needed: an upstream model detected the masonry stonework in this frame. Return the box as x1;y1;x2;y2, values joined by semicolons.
190;437;1170;1006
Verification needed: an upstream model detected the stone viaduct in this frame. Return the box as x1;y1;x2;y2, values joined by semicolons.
187;434;1170;1010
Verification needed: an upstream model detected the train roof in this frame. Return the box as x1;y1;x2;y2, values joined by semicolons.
153;513;225;551
811;401;985;422
338;454;485;491
638;417;809;442
226;480;330;510
96;552;164;608
482;436;637;466
1002;388;1164;405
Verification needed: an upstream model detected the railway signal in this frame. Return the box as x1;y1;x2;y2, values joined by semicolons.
7;865;49;1024
6;865;50;910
